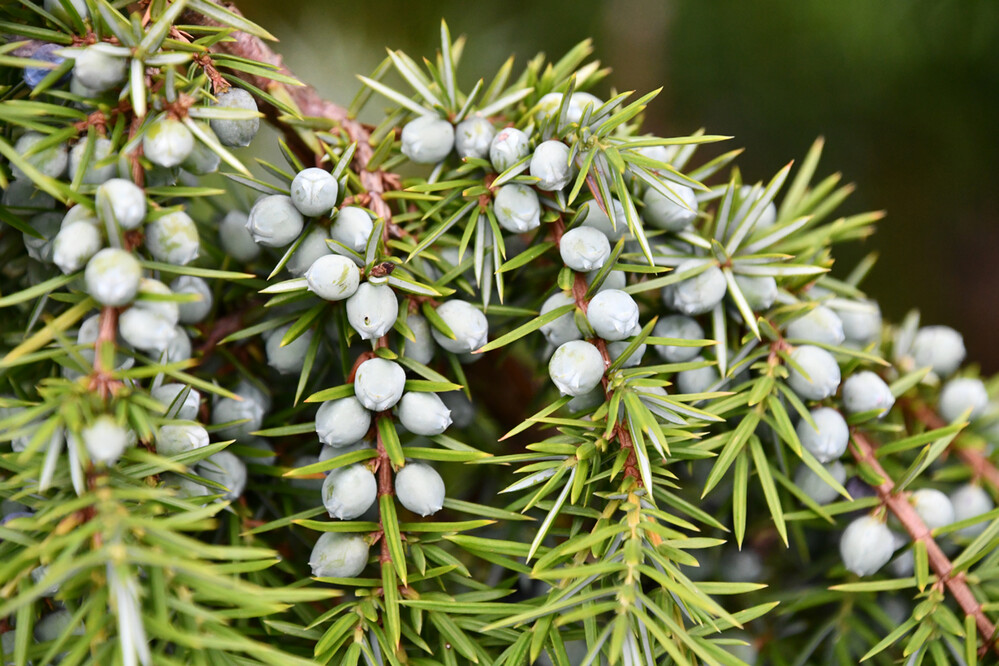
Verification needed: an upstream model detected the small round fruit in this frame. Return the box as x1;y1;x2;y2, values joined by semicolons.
305;254;360;301
454;115;495;160
322;464;377;519
143;117;194;168
786;305;845;346
181;122;222;174
733;274;778;312
85;248;141;306
52;220;101;274
607;331;646;368
315;396;371;448
82;415;130;465
345;282;399;340
643;183;698;232
840;515;894;576
402;314;436;365
738;185;777;229
579;198;628;242
395;462;446;516
559;226;610;272
95;178;146;230
440;391;475;429
353;358;406;412
530;140;572;191
430;300;488;354
199;451;247;500
219;210;260;262
156;423;210;456
540;292;582;346
836;300;882;346
290;167;339;217
240;437;276;466
151;383;201;421
210;88;260;147
401;115;454;164
586;289;639;341
72;44;126;91
653;315;704;363
909;325;965;377
119;307;177;352
286;226;332;277
397;392;452;436
171;275;213;324
146;210;200;265
950;483;994;538
676;358;721;394
69;137;116;184
246;195;304;248
493;184;541;233
22;212;61;263
910;488;955;530
841;371;895;417
786;345;841;401
265;324;314;375
331;207;374;253
489;127;530;172
794;461;846;505
12;132;68;180
34;610;82;642
939;377;989;423
212;381;270;440
309;532;369;578
796;407;849;463
549;340;605;396
662;260;727;316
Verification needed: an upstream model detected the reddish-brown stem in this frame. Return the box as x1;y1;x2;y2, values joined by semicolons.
87;306;122;400
850;430;998;655
909;402;999;492
374;413;394;565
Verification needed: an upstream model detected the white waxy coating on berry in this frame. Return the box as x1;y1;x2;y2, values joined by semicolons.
119;307;177;352
219;210;260;261
494;184;541;233
401;115;455;164
212;381;269;440
454;115;495;160
586;289;639;341
910;488;955;530
549;340;605;396
346;282;399;340
316;397;371;448
353;358;406;412
950;483;994;538
246;195;304;248
540;292;582;346
52;220;101;274
23;212;60;262
62;205;98;229
12;132;68;180
796;407;849;463
786;305;845;346
909;325;966;377
530;140;573;191
290;167;339;217
397;392;452;436
642;183;698;232
567;92;604;124
733;274;778;312
166;326;191;362
265;324;314;375
305;254;360;301
402;314;435;365
489;127;530;172
395;462;446;516
586;268;627;293
841;371;895;417
182;122;221;174
840;515;895;576
146;211;200;265
579;198;629;241
82;415;130;465
440;391;475;429
77;315;101;345
559;226;610;272
787;345;841;401
430;300;489;353
607;327;646;368
836;300;882;345
676;358;721;394
95;178;146;230
2;178;55;212
794;461;846;505
171;275;213;324
738;185;777;229
322;464;377;519
653;315;704;363
320;440;372;467
151;383;201;421
331;207;374;253
199;451;247;500
939;377;989;422
662;260;727;316
72;45;125;91
156;423;209;456
34;610;82;642
85;248;141;306
210;88;260;147
143;117;194;168
286;226;331;277
69;137;116;184
309;532;369;578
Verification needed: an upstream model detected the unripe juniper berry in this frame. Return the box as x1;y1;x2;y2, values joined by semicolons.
786;305;845;346
346;282;399;340
642;183;698;232
322;464;377;520
331;207;374;253
246;195;304;248
559;226;611;272
939;377;989;423
290;167;339;217
454;115;495;160
840;515;894;576
796;408;849;463
549;340;605;396
586;289;639;341
395;462;446;516
353;358;406;412
841;371;895;417
305;254;360;301
489;127;530;172
96;178;146;230
430;300;489;353
315;396;371;448
85;248;141;306
653;315;704;363
401;115;454;164
494;184;541;233
397;392;452;436
210;88;260;147
309;532;369;578
786;345;841;401
662;260;727;316
530;140;572;191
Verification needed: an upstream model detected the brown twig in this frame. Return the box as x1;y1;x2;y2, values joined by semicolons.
87;306;122;400
850;430;998;655
909;402;999;492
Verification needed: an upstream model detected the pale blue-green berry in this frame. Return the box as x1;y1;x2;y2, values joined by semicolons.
52;220;101;274
61;204;99;228
322;464;377;519
69;137;116;184
585;267;627;292
653;315;704;363
181;122;221;174
402;314;436;365
309;532;369;578
166;473;211;502
796;407;849;462
494;183;541;233
12;132;68;179
22;43;64;90
643;183;697;232
132;277;179;322
212;381;269;440
305;254;359;301
787;345;841;401
199;451;247;501
286;226;332;277
909;325;965;376
316;396;371;448
143;117;194;168
1;628;15;660
559;226;610;272
787;305;845;346
85;248;141;306
568;386;606;412
146;210;200;265
72;44;126;91
265;324;314;375
156;423;209;456
165;325;191;362
440;391;475;429
835;299;882;346
401;115;454;164
841;371;895;417
586;289;639;341
454;115;495;160
2;178;55;212
840;515;894;576
395;462;446;516
733;274;778;311
579;198;628;241
246;195;304;247
151;383;201;420
607;327;646;368
34;609;82;642
77;315;101;344
354;358;406;411
290;454;325;490
397;392;452;436
210;88;260;147
171;275;213;324
331;207;374;252
738;185;777;229
44;0;89;20
794;460;846;505
291;167;339;217
910;488;955;530
662;260;727;315
320;440;372;465
241;436;276;466
82;415;130;465
346;282;399;340
219;210;260;261
489;127;530;172
676;358;721;394
950;483;994;538
430;300;489;353
96;178;146;230
530;140;572;191
939;377;989;422
567;92;604;124
22;212;61;262
540;292;582;346
549;340;605;396
533;92;564;121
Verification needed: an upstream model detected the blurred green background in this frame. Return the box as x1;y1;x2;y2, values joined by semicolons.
237;0;999;370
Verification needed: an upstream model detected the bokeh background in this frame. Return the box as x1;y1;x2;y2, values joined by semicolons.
237;0;999;371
